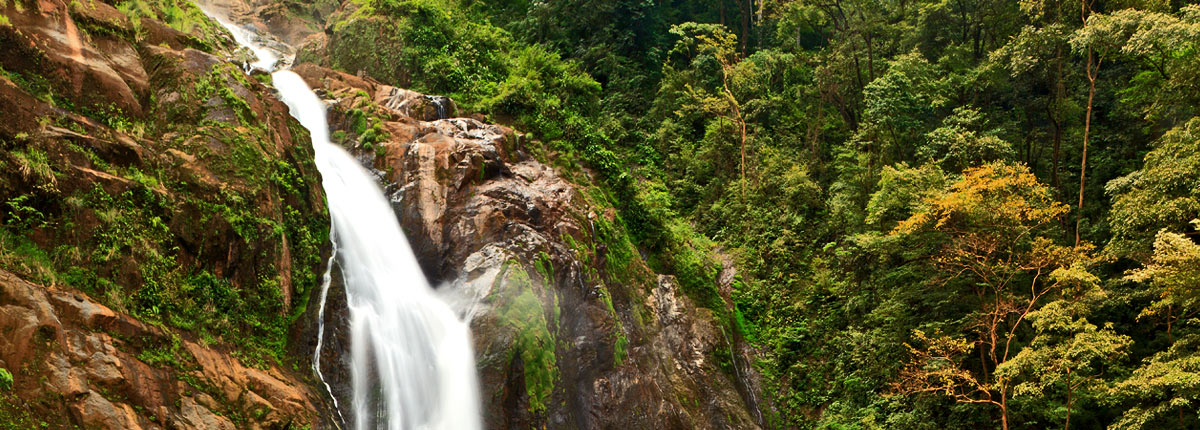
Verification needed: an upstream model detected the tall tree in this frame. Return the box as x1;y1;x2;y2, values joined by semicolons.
996;298;1131;430
1114;224;1200;429
888;163;1094;430
680;25;751;198
1075;0;1099;246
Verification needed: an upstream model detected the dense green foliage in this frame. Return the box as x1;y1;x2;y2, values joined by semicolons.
313;0;1200;427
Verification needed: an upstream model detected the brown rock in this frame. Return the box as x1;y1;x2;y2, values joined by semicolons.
0;269;327;429
51;292;119;329
70;391;143;430
178;396;237;430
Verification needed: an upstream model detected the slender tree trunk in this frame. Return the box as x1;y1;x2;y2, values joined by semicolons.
851;42;865;92
865;34;875;81
1052;44;1064;191
1168;304;1174;343
1077;0;1099;246
808;105;823;157
1066;367;1073;430
1000;390;1009;430
1076;47;1095;246
730;98;746;198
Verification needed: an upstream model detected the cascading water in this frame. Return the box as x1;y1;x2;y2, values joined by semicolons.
275;71;481;430
200;10;482;430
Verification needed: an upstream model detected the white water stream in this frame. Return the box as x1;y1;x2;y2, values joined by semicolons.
201;11;482;430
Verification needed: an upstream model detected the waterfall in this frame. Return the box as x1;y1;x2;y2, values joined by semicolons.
275;71;481;430
313;236;346;425
200;11;482;430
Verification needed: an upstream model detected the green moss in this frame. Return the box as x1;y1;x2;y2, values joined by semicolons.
533;251;554;282
114;0;227;51
0;176;307;367
0;66;53;104
597;286;628;366
496;262;557;415
191;66;259;127
0;0;328;376
252;72;273;85
0;230;58;286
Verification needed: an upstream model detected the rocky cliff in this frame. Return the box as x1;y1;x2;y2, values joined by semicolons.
292;63;764;429
0;0;334;427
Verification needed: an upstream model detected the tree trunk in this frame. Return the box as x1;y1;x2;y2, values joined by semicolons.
740;113;747;198
865;33;875;81
1000;390;1009;430
1077;0;1099;246
1066;367;1073;430
1051;43;1064;191
1076;46;1095;246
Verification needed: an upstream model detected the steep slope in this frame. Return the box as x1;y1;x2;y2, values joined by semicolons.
292;63;764;429
0;0;335;427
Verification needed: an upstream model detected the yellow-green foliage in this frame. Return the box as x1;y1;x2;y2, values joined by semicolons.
10;148;57;192
0;368;11;391
114;0;226;51
0;392;41;429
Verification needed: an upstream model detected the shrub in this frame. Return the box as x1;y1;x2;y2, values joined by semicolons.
0;368;12;391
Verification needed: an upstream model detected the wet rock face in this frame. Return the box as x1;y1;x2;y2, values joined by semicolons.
296;65;763;429
0;270;325;429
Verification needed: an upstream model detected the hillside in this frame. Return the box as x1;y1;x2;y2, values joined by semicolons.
3;0;1200;429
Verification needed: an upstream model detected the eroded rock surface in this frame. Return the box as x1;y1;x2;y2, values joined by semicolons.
0;1;335;428
296;65;763;430
0;270;325;429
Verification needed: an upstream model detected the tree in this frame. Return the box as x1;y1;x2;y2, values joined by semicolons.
921;106;1015;172
996;298;1131;430
888;162;1095;430
990;15;1072;189
1114;224;1200;429
1106;118;1200;259
675;24;752;198
1073;6;1200;125
1073;0;1100;246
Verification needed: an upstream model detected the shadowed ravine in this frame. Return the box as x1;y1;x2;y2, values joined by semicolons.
202;9;482;430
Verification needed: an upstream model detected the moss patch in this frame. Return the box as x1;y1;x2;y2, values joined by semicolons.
494;262;557;415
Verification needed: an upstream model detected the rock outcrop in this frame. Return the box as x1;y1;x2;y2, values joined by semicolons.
0;269;326;429
0;0;335;427
295;64;764;429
